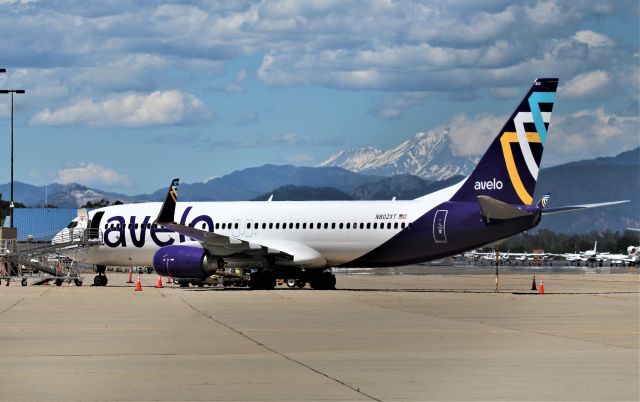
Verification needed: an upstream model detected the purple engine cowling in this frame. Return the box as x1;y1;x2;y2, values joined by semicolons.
152;245;216;278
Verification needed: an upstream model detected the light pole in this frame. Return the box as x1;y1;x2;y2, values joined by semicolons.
0;88;26;228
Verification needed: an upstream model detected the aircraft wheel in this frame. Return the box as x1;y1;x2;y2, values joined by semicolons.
309;272;336;290
55;279;63;286
21;278;27;286
262;272;276;290
286;278;297;288
296;280;306;288
249;272;263;289
74;279;83;286
93;275;102;286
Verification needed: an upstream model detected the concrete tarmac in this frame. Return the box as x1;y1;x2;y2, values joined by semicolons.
0;270;638;401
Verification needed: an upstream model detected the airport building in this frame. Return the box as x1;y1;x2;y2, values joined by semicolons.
2;208;76;241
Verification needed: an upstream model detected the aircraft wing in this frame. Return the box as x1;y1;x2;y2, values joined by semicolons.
542;200;629;215
154;179;327;268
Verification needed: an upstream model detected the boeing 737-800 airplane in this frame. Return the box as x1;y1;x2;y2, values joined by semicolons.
52;78;627;289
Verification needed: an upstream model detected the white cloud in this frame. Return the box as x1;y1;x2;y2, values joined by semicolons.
370;92;429;120
225;69;249;93
573;30;613;47
56;163;133;188
550;107;640;158
445;113;505;156
0;0;635;128
561;70;610;99
30;90;210;127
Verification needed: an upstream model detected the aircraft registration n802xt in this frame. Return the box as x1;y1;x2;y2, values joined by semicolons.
53;78;627;289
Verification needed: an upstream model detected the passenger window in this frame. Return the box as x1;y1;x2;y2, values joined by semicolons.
346;223;350;229
135;223;139;229
310;223;314;229
234;223;238;229
222;223;226;229
202;223;206;230
269;223;273;229
366;223;371;229
394;222;398;229
254;222;258;229
262;223;266;229
289;223;293;229
331;223;336;229
295;223;299;229
246;222;251;229
147;223;151;229
317;222;321;229
339;223;343;229
104;224;108;229
401;222;406;229
324;223;328;229
359;223;364;229
302;223;307;229
408;222;414;229
215;223;220;229
276;223;280;229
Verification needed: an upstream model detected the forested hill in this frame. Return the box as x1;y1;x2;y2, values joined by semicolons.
533;148;639;233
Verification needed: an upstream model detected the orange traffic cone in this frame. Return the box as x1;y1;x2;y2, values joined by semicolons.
135;275;142;291
538;279;544;295
166;276;172;284
531;275;537;291
157;276;164;288
127;269;133;284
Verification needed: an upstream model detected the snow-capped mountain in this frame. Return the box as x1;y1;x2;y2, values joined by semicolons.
318;129;478;180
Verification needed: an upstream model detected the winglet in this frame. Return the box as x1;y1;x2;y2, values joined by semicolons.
155;178;179;225
536;193;551;209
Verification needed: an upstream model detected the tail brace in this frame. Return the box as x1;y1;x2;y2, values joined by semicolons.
451;78;558;205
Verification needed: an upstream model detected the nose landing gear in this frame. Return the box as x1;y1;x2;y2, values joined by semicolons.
93;265;108;286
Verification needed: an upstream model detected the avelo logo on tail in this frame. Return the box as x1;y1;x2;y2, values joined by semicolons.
451;78;558;206
501;90;556;204
474;179;503;190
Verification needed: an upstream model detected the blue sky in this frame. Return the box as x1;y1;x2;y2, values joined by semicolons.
0;0;638;194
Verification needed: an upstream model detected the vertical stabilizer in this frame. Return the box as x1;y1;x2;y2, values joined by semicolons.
451;78;558;205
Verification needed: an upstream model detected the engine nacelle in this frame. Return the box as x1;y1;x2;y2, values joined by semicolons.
627;246;637;256
152;245;217;278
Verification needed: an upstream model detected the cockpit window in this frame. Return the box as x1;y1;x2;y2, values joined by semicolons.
66;221;78;229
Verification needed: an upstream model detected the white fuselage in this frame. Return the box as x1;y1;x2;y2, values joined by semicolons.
54;182;462;268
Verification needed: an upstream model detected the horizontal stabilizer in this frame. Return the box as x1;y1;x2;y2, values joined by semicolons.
478;195;532;221
542;200;629;215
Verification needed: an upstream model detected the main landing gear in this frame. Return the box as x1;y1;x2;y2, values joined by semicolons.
93;265;108;287
249;270;277;290
308;271;336;290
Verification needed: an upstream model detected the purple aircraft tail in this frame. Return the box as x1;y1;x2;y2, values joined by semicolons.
451;78;558;205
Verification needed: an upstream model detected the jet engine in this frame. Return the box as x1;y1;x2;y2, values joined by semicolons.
152;245;217;278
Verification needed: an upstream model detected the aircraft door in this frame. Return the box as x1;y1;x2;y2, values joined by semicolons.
89;211;104;239
433;210;448;243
